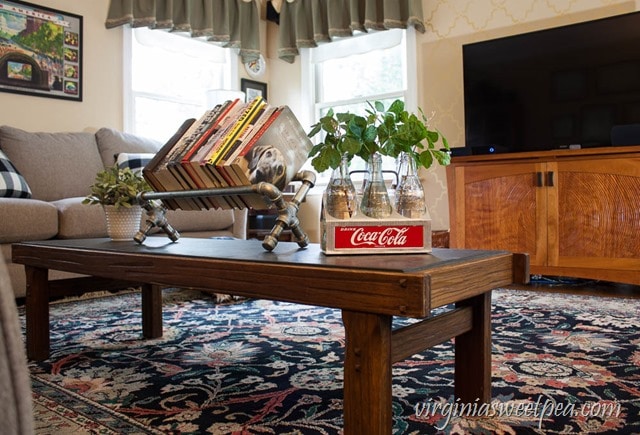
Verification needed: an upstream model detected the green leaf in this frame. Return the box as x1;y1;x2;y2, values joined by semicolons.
363;125;377;143
319;117;338;134
311;146;343;172
426;130;440;144
307;123;322;138
418;150;434;169
388;99;404;115
432;149;451;166
340;136;362;156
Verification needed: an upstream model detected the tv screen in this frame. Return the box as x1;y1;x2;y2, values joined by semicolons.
462;12;640;154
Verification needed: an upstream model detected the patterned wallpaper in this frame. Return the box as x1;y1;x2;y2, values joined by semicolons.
418;0;637;230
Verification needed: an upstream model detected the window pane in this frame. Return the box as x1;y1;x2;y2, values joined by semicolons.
131;29;227;102
319;43;404;102
127;28;234;142
133;96;202;142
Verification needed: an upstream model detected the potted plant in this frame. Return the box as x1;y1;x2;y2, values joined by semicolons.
307;99;450;218
307;99;451;172
83;165;150;240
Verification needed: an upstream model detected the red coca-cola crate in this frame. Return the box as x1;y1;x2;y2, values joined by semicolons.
321;213;432;255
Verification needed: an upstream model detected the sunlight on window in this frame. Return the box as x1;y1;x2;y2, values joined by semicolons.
320;48;403;102
127;28;233;142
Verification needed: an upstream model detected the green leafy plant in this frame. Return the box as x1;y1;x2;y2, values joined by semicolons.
83;165;150;209
307;99;451;172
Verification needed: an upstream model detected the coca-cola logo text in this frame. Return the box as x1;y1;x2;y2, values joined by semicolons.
334;225;424;249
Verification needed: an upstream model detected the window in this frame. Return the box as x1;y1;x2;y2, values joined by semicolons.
301;28;417;184
124;27;238;142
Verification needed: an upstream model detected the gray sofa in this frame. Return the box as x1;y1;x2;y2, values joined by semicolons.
0;125;246;298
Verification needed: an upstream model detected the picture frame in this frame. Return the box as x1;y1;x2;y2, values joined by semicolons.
241;78;267;103
0;0;83;101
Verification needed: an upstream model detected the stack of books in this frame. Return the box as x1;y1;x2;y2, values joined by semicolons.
143;97;313;210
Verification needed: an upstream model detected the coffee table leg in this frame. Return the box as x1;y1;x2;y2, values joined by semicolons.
25;265;50;361
455;291;492;403
141;284;163;338
342;310;392;434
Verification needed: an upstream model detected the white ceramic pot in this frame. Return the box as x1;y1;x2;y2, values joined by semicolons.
103;205;142;241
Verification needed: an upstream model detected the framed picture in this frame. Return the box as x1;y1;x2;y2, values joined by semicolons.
241;78;267;103
0;0;83;101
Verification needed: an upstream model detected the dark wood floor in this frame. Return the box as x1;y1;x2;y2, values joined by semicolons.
509;275;640;299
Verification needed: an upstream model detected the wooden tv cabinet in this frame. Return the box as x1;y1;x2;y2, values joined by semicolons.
446;146;640;286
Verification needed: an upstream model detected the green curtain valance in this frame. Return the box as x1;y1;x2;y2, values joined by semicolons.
105;0;261;63
276;0;425;64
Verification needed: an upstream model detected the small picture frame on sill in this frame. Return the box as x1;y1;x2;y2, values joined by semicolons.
241;78;268;103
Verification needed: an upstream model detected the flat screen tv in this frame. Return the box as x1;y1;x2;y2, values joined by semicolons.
462;11;640;155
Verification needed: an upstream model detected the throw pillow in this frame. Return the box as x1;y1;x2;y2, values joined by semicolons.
115;152;154;175
0;150;32;198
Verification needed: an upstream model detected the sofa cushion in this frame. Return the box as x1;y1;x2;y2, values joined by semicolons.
53;197;110;239
0;198;58;243
0;150;31;198
96;128;161;167
0;126;104;202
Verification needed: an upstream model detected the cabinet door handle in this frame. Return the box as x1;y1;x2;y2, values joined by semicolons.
536;172;544;187
546;171;555;187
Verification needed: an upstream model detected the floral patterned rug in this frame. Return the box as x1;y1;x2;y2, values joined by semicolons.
21;288;640;434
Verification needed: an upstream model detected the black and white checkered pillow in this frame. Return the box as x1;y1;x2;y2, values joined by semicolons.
0;149;32;198
115;152;154;175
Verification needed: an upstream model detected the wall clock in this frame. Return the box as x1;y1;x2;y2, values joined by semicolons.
244;54;266;78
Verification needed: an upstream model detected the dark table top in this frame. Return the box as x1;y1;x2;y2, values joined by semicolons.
14;237;509;274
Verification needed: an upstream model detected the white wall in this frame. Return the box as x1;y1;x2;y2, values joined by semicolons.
0;0;122;133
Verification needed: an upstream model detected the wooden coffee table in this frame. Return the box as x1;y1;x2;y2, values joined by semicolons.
13;238;527;434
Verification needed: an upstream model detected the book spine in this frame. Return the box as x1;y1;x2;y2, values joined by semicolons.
215;98;266;209
181;163;222;209
224;105;278;165
207;96;264;166
189;162;233;209
164;108;215;165
183;100;244;207
199;102;248;166
167;162;208;209
143;118;195;210
175;103;235;209
218;102;268;167
144;118;195;174
170;108;221;169
203;164;243;208
216;104;269;190
180;100;233;164
152;167;198;210
153;109;218;210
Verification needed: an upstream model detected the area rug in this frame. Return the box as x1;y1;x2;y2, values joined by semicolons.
20;288;640;434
